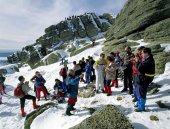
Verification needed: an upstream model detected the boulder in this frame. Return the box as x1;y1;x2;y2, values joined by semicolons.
70;105;134;129
24;102;58;129
106;0;170;40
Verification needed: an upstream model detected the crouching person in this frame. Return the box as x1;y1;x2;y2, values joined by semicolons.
53;79;66;103
15;76;38;117
135;48;155;112
66;69;80;116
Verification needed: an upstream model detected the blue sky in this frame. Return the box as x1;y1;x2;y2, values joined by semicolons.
0;0;127;51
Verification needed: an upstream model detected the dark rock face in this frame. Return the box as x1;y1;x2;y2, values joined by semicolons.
70;105;134;129
37;12;114;47
106;0;170;42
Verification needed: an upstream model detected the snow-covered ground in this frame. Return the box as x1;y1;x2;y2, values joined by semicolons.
0;38;170;129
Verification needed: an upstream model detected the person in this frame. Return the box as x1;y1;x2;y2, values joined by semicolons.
34;73;47;101
81;57;86;72
30;71;50;96
121;46;134;94
0;74;6;94
66;69;80;116
89;57;95;82
85;59;92;86
92;40;95;47
72;61;82;76
110;52;115;61
0;83;3;104
132;46;145;102
132;53;142;102
52;79;66;103
17;76;38;117
59;64;68;81
93;53;107;93
135;48;155;112
105;56;117;96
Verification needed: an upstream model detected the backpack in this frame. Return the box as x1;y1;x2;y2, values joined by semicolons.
14;85;25;97
59;68;66;77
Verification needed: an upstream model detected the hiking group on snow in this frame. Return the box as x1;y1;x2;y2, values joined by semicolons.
0;45;155;116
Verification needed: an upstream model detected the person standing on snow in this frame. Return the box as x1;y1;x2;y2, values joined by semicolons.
72;61;82;76
66;69;80;116
93;53;107;93
0;83;3;104
132;46;145;103
0;74;6;94
85;59;92;86
135;48;155;112
34;73;47;101
17;76;38;117
121;46;134;94
105;56;117;96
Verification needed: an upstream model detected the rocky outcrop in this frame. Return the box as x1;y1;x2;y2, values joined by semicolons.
8;12;114;69
106;0;170;42
37;13;114;48
104;0;170;74
70;105;134;129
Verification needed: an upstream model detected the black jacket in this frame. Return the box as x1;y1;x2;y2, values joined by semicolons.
138;55;155;75
137;55;155;85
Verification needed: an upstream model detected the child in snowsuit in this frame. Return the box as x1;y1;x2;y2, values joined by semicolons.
34;73;47;101
66;69;80;116
18;76;38;117
85;59;92;86
93;53;107;93
105;56;117;96
53;79;66;103
0;74;6;94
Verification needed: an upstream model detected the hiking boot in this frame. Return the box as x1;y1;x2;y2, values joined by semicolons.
101;89;105;93
115;86;118;88
129;91;133;95
21;108;26;117
134;108;145;112
107;94;111;96
66;109;73;116
132;98;137;102
95;90;99;94
121;89;127;93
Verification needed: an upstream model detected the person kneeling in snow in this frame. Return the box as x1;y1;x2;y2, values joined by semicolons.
17;76;38;117
66;69;80;116
52;79;66;103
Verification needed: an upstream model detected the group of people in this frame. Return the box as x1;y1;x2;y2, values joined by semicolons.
0;45;155;117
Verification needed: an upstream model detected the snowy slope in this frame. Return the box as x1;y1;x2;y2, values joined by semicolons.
0;38;170;129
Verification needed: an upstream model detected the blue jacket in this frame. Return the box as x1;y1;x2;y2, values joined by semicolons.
54;81;65;93
67;76;80;98
35;77;46;88
85;63;91;74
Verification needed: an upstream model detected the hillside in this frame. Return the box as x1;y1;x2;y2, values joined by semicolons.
7;13;114;70
104;0;170;74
